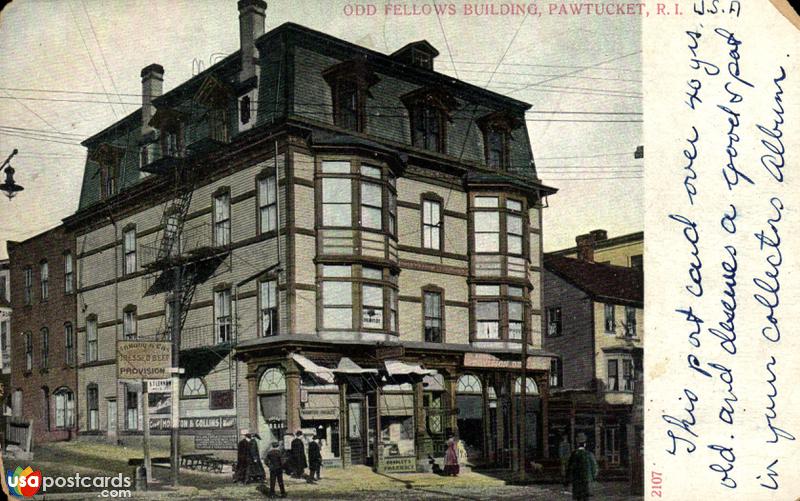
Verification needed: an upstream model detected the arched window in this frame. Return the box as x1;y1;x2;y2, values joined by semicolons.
259;367;286;393
54;387;75;429
182;377;207;398
456;374;482;394
513;376;539;395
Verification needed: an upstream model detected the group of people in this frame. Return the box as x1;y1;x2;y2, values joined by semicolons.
559;432;600;501
234;429;324;498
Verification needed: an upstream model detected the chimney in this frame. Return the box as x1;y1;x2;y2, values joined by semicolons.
590;229;608;242
238;0;267;83
575;229;607;262
575;233;595;262
140;64;164;136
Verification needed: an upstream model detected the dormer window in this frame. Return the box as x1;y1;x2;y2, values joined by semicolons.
89;143;124;199
478;111;522;170
402;88;457;154
150;108;184;158
391;40;440;70
323;59;379;133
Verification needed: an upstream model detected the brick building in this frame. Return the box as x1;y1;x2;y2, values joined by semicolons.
65;0;557;472
1;259;11;415
542;230;643;479
7;224;78;442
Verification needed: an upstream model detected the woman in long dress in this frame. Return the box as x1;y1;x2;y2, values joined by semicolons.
443;438;460;476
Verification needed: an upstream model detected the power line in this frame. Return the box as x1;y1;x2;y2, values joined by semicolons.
536;151;634;160
0;87;141;98
440;60;642;72
80;0;127;114
438;67;641;82
0;125;85;137
0;131;83;147
1;89;62;133
507;51;641;95
68;0;120;119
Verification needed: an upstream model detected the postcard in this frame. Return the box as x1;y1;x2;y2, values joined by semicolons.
0;0;796;499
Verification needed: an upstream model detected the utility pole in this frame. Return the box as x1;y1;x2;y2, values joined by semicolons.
169;266;182;486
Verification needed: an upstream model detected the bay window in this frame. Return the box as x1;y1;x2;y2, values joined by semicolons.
623;359;635;391
508;301;524;340
320;264;398;332
322;178;352;227
472;195;526;256
322;265;353;329
360;181;382;230
474;284;527;341
607;360;619;391
476;301;500;339
319;160;397;236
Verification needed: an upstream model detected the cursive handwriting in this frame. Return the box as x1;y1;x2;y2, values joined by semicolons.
764;356;795;444
670;214;704;297
753;197;783;342
757;67;787;182
663;388;700;455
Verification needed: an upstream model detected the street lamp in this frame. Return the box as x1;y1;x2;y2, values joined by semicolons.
0;149;23;200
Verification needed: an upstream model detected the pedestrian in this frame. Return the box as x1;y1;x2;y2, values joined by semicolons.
456;436;468;466
265;441;287;498
233;430;250;484
247;433;266;483
567;433;598;501
308;435;322;481
289;430;307;478
443;437;460;476
559;434;572;487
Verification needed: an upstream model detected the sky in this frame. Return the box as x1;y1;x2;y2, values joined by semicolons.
0;0;642;260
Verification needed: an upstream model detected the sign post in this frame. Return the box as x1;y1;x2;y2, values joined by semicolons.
117;341;172;486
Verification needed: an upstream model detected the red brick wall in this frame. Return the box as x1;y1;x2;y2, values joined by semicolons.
8;224;78;442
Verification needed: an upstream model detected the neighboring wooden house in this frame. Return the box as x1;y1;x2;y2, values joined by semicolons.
543;231;643;478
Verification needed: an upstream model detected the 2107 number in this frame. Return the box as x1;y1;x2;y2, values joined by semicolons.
651;471;663;497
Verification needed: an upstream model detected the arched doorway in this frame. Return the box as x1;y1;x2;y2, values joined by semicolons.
513;376;540;458
456;374;483;458
258;366;287;448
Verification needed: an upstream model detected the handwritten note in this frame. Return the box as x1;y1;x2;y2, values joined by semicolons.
646;1;799;499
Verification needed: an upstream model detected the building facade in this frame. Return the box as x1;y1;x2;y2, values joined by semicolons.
64;0;557;472
7;225;78;441
1;259;11;416
542;230;643;478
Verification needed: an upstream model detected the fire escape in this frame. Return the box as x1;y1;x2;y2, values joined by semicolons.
139;76;235;362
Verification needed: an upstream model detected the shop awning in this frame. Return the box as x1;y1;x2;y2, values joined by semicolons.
334;357;378;374
290;353;335;383
384;359;436;377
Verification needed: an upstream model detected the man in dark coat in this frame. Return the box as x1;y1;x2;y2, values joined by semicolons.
567;433;598;501
307;436;322;481
233;431;251;483
265;441;287;498
247;433;266;483
289;430;307;478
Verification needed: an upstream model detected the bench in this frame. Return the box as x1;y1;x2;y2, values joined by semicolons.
127;457;171;469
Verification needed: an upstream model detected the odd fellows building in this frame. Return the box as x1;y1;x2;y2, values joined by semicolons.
543;229;643;479
64;1;557;472
6;225;78;441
